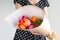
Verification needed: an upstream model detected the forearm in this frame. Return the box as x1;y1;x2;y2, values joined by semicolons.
15;3;22;9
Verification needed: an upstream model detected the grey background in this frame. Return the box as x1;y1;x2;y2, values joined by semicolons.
0;0;60;40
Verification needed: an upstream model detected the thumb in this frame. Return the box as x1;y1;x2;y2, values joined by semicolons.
51;32;60;40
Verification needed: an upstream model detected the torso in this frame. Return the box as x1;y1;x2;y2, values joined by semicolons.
14;0;49;39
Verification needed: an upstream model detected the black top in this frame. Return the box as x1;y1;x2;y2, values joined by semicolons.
14;29;46;40
14;0;49;9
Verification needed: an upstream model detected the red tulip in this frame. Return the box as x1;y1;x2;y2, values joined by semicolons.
22;15;28;19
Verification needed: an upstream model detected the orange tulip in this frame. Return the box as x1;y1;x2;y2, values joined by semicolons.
23;18;31;28
31;16;38;22
19;24;26;30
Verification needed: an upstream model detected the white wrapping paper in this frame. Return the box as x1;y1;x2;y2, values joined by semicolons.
6;5;52;36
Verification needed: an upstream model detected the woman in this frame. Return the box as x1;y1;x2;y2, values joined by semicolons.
13;0;49;40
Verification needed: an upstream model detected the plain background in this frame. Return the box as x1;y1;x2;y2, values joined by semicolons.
0;0;60;40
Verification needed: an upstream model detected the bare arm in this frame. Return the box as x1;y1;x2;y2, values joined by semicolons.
15;3;22;9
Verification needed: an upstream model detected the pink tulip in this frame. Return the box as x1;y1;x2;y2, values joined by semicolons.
28;25;35;29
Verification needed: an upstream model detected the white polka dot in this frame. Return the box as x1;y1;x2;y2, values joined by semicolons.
23;1;24;2
25;35;26;36
19;39;20;40
16;38;18;39
18;37;19;38
24;38;26;39
17;35;19;36
16;33;18;34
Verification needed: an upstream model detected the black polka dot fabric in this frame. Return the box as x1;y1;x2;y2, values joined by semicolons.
14;29;46;40
35;0;49;9
14;0;32;6
14;0;49;9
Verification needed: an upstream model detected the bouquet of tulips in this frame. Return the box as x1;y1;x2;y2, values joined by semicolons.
18;15;43;30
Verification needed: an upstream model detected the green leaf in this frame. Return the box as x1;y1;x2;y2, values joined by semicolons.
32;18;43;26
